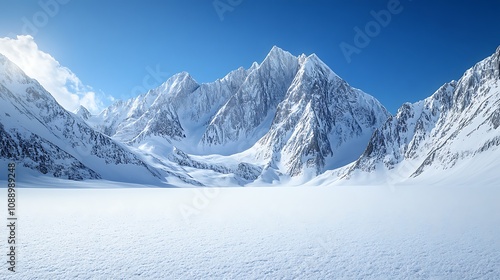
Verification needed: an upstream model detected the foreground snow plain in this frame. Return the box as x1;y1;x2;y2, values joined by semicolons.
1;179;499;279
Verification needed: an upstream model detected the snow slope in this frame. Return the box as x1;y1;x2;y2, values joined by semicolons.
89;46;389;182
0;54;165;184
254;53;389;177
1;181;499;279
2;45;500;186
336;46;500;185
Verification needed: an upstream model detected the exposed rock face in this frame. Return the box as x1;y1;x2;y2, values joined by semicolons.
91;46;389;177
345;46;500;182
0;54;162;182
4;45;498;186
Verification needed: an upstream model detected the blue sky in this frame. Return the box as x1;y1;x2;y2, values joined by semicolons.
0;0;500;113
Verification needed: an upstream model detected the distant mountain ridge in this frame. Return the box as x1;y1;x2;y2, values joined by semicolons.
87;46;389;181
1;45;499;186
336;45;500;184
0;54;165;184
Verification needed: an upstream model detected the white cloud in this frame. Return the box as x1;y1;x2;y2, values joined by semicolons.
0;35;107;114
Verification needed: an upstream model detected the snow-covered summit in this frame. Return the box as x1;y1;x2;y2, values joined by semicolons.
254;50;389;177
3;45;499;186
0;53;166;183
90;46;390;180
74;105;92;120
339;46;500;185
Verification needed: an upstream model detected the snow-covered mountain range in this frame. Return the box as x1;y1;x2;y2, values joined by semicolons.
333;45;500;185
1;46;499;186
0;54;164;184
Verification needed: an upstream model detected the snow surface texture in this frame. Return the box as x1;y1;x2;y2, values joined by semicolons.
0;181;499;279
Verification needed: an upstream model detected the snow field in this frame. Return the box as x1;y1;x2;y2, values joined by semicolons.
1;182;499;279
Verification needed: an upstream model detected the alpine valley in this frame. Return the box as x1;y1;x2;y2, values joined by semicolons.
1;46;499;187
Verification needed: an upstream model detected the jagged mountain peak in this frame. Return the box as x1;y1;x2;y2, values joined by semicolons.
268;45;289;56
302;53;322;67
74;105;92;120
450;48;500;112
342;46;500;184
173;71;194;80
261;46;297;67
248;47;390;176
305;52;320;61
217;66;248;83
0;53;62;119
199;46;301;151
93;46;389;179
157;71;199;94
4;45;499;186
0;55;166;183
249;61;259;72
0;53;36;86
297;53;341;82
